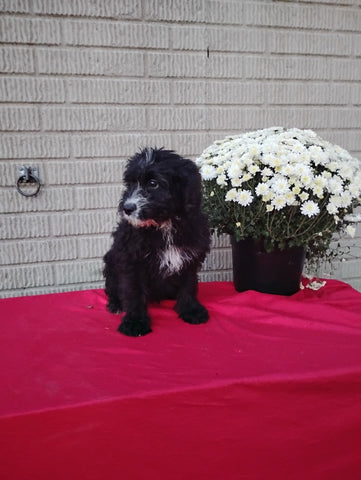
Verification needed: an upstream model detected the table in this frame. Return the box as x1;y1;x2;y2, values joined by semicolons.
1;280;361;479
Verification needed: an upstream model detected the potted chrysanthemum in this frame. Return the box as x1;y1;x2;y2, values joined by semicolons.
196;127;361;295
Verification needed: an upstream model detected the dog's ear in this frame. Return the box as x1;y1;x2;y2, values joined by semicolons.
174;160;202;215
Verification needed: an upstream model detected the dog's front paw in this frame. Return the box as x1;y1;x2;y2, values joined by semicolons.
177;302;209;325
118;313;152;337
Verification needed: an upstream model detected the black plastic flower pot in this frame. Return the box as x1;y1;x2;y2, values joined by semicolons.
230;237;306;296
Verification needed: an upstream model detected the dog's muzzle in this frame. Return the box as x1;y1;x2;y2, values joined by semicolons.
123;200;137;216
122;198;159;228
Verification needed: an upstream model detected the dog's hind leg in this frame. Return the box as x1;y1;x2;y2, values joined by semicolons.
174;270;209;325
103;252;123;314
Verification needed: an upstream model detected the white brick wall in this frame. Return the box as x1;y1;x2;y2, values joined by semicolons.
0;0;360;297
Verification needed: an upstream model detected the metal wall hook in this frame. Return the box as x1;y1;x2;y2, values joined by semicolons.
16;166;41;197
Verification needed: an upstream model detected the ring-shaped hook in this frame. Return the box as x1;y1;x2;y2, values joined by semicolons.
16;173;41;197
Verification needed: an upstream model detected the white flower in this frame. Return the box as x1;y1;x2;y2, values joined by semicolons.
326;202;339;215
346;225;356;238
329;194;342;208
216;174;227;186
262;167;273;177
300;173;313;186
285;192;297;205
271;195;287;210
300;200;320;217
299;191;309;202
201;165;217;180
227;162;243;179
341;191;352;208
309;145;327;165
328;176;343;195
312;185;324;198
236;189;253;206
255;183;270;196
225;188;238;202
314;175;328;188
248;164;260;175
271;176;290;194
328;161;339;172
231;177;242;187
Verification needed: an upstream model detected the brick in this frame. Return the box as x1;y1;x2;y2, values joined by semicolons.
0;1;33;14
144;0;358;30
42;160;126;185
203;249;232;271
169;133;216;157
348;278;361;291
342;259;361;279
149;106;354;132
1;187;75;214
144;0;206;22
243;3;336;30
65;20;169;49
0;214;51;239
66;78;171;104
333;7;361;32
0;161;17;186
211;234;230;249
0;264;55;290
147;52;207;78
0;281;105;299
265;82;361;106
36;48;144;76
244;55;333;80
71;133;179;158
0;76;66;103
319;130;361;153
148;107;207;131
199;270;232;282
0;238;77;265
0;134;70;158
155;53;334;81
0;46;34;73
0;106;40;131
174;80;265;105
77;235;112;259
51;210;117;236
331;58;361;81
0;16;62;44
172;26;268;53
173;81;207;104
329;109;361;128
31;0;142;19
206;0;244;24
172;26;207;51
269;30;355;56
75;185;121;210
54;259;103;285
42;106;147;131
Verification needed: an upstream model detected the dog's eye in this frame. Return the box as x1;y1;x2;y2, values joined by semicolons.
147;179;159;189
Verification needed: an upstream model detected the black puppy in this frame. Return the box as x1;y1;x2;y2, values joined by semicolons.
103;148;211;336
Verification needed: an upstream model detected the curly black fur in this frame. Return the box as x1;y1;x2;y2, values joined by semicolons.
103;148;211;336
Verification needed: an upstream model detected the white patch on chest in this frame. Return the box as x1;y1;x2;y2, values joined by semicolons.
158;223;195;276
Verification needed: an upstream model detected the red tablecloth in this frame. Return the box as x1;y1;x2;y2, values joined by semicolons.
1;280;361;480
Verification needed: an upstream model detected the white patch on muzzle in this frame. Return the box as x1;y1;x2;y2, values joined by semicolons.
123;187;156;228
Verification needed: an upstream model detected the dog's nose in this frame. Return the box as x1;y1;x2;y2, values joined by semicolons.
123;201;137;216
